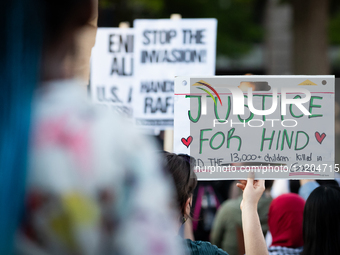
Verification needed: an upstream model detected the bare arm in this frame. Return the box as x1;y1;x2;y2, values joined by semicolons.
237;177;268;255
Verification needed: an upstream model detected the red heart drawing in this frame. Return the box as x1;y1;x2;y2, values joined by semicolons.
181;136;193;148
315;132;326;144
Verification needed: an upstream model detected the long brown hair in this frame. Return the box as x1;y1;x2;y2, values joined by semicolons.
161;152;197;217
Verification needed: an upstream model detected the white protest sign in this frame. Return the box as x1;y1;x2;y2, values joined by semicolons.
174;76;335;180
91;28;134;118
133;19;217;129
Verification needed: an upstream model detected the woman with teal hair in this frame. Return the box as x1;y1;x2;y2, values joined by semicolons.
0;0;44;253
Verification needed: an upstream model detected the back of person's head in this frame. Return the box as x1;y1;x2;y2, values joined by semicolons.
265;180;274;190
161;152;197;219
0;1;93;254
268;193;305;248
302;185;340;255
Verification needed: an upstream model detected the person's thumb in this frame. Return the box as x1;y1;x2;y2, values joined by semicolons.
246;170;255;188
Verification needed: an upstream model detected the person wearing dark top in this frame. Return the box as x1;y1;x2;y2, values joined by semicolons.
161;152;269;255
301;185;340;255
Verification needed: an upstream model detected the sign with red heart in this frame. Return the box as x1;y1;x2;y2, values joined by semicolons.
174;76;335;180
181;136;193;148
315;132;326;144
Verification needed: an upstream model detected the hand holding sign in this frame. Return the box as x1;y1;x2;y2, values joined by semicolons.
174;76;335;180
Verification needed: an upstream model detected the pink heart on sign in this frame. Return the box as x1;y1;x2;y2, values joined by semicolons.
181;136;193;148
315;132;326;144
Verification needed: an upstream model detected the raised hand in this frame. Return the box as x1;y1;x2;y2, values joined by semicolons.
236;174;268;255
236;175;265;210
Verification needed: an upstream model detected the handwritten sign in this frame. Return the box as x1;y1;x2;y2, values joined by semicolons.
91;28;134;118
133;19;217;129
174;76;335;179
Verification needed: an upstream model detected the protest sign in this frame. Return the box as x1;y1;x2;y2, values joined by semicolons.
90;28;134;118
174;76;335;180
133;19;217;130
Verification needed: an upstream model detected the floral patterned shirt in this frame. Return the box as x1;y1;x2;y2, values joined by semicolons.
19;79;184;255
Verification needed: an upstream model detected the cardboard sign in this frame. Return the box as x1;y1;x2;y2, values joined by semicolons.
174;76;335;180
133;19;217;130
90;28;134;118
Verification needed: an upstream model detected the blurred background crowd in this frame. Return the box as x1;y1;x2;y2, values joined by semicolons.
96;3;340;250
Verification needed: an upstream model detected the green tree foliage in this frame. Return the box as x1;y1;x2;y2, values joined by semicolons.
99;0;263;58
162;0;263;58
99;0;340;59
329;0;340;44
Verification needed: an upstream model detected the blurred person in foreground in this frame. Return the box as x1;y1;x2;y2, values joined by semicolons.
211;180;273;255
0;1;182;254
161;152;269;255
267;193;305;255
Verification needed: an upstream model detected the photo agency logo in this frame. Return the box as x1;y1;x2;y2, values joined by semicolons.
192;79;313;128
193;80;223;107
